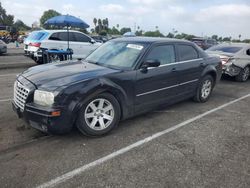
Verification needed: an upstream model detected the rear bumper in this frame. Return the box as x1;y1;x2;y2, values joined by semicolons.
12;101;73;134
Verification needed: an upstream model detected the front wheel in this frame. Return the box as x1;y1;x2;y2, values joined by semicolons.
235;66;249;82
76;93;121;136
193;75;214;103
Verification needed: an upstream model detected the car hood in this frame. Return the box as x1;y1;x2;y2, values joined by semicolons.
21;61;121;91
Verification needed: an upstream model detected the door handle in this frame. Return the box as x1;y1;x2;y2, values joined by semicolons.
172;67;177;72
200;62;205;66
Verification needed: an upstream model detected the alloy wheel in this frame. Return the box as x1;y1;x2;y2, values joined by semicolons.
242;67;250;81
201;80;212;99
84;98;114;131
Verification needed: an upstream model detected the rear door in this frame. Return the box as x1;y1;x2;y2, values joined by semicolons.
45;32;74;50
175;44;204;95
135;44;179;111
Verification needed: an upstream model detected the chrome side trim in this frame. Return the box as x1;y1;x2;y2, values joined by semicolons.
148;58;203;70
136;79;199;97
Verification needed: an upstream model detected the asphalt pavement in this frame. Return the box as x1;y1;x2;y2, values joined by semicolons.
0;45;250;188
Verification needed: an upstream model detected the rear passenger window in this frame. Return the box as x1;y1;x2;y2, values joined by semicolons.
146;45;175;65
73;33;91;43
49;32;75;41
178;45;198;61
49;33;60;41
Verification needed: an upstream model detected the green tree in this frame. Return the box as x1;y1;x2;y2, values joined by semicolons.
211;35;218;41
0;2;14;26
144;30;164;37
135;30;143;36
40;9;61;28
99;30;107;36
13;19;31;31
120;27;131;35
109;26;120;35
243;39;250;43
166;32;174;38
223;37;231;42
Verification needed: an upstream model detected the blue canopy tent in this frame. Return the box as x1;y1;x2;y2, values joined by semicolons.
44;15;90;50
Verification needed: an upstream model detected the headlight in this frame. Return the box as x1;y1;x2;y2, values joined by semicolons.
34;90;54;106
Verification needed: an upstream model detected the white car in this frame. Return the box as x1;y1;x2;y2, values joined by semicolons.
24;30;101;63
0;40;7;54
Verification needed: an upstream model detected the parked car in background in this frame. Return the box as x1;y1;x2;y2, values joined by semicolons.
24;30;101;64
91;35;109;43
0;39;7;54
13;37;222;136
191;38;217;50
207;43;250;82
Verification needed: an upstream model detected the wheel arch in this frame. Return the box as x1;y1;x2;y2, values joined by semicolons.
68;78;132;126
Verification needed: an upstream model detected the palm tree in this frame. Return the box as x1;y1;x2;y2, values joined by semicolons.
93;18;97;27
102;19;106;29
98;18;102;33
106;18;109;29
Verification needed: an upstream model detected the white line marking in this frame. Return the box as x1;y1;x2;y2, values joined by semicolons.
36;93;250;188
0;73;18;77
0;98;12;102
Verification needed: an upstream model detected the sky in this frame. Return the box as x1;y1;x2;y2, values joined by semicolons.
1;0;250;39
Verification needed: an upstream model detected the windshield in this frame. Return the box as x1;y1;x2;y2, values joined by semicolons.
85;41;146;69
207;46;243;54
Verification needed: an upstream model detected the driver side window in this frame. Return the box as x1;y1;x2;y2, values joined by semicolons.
146;45;176;65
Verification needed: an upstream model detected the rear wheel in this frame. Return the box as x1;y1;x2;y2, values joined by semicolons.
235;66;249;82
76;93;121;136
193;75;214;103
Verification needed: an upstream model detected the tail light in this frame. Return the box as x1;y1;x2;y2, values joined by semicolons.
29;42;41;47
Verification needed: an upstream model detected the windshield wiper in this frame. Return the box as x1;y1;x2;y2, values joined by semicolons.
86;60;101;65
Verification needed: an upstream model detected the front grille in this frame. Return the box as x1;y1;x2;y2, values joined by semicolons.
14;81;30;111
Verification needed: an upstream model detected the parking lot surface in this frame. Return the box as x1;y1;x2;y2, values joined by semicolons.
0;45;250;188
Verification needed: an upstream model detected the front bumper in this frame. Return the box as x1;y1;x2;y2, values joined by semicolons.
12;101;73;134
222;64;241;77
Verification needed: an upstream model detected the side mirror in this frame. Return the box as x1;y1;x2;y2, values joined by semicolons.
90;39;96;44
140;59;160;73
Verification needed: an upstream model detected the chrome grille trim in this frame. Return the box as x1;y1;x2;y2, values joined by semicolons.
14;81;30;111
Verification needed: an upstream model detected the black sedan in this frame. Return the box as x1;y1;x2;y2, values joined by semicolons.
12;37;222;136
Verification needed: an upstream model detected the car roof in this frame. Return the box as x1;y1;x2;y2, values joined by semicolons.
31;29;85;34
112;37;191;45
192;38;215;41
216;42;250;47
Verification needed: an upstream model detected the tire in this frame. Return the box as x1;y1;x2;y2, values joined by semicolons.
235;66;249;82
193;75;214;103
35;57;43;64
76;93;121;136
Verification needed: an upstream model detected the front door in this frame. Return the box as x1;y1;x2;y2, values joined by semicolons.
135;44;179;112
